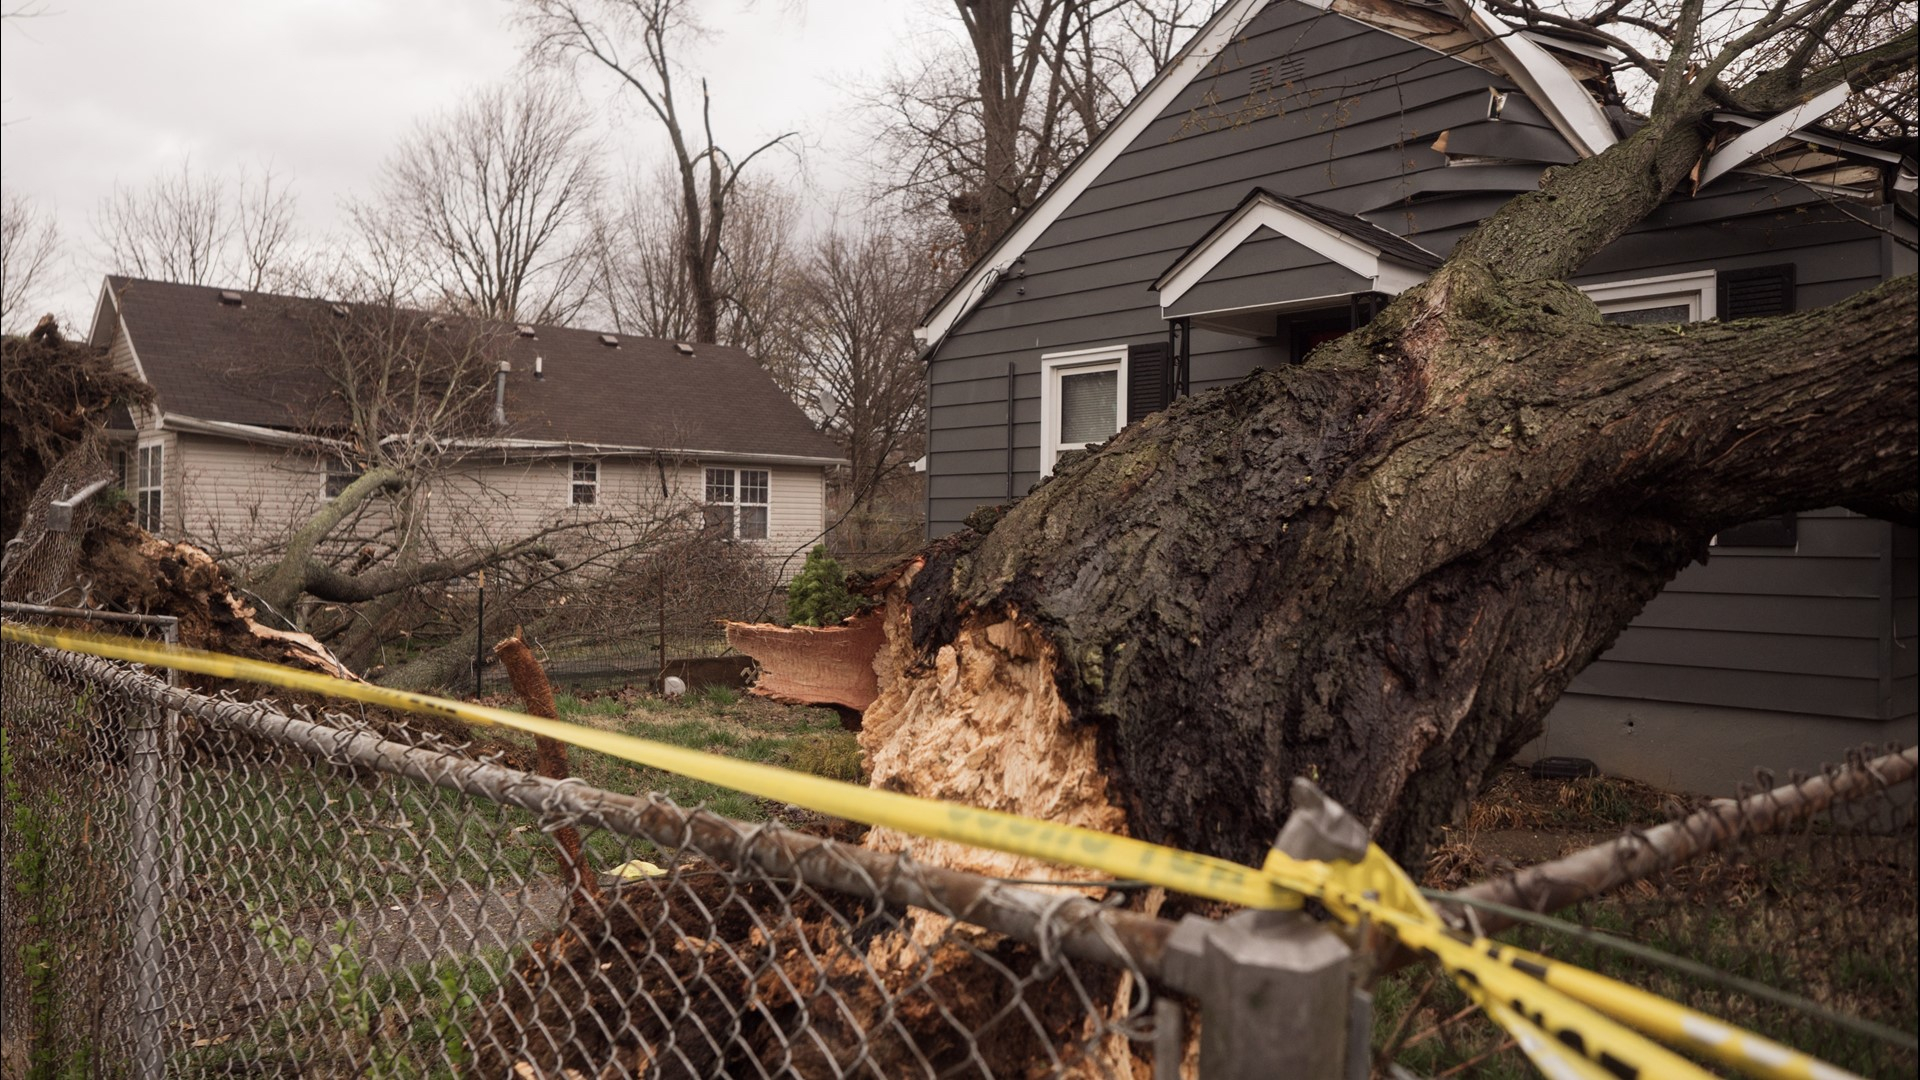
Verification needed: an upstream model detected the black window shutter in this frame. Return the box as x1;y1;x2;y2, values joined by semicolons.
1715;513;1797;548
1128;342;1171;422
1718;265;1795;319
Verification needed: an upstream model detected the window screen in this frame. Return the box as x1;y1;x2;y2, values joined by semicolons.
1059;369;1118;445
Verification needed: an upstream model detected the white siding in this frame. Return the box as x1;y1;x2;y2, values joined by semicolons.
176;435;329;555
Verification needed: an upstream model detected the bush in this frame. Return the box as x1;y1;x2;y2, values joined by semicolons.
785;546;859;627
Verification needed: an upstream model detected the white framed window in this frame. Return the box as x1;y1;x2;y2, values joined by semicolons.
1039;345;1129;476
569;459;599;506
135;442;164;533
325;463;364;500
1580;270;1716;325
704;467;769;540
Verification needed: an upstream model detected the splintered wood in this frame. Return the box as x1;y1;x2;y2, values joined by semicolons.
727;612;886;712
729;564;1130;886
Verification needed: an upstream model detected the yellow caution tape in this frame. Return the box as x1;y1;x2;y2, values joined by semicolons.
0;623;1312;909
3;622;1866;1080
1478;941;1865;1080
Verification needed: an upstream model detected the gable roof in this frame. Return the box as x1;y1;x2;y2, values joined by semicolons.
1153;188;1442;303
914;0;1911;352
97;276;844;464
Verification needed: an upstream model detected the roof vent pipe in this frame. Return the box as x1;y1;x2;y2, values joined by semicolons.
534;355;544;380
493;360;510;426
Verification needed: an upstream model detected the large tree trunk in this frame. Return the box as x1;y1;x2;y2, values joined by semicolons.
843;106;1918;871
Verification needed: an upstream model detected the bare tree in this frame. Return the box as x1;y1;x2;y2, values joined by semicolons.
587;166;807;389
520;0;797;344
795;221;941;508
1;188;61;334
93;161;306;291
869;0;1211;262
359;78;602;326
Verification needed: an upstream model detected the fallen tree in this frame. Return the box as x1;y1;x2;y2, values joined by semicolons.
740;9;1919;871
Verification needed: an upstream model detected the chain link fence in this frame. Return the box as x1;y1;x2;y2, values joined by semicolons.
2;624;1169;1079
1404;752;1918;1077
4;606;1915;1078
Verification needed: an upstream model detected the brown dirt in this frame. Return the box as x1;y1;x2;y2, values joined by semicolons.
471;860;1126;1078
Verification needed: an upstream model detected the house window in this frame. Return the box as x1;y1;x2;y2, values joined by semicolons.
325;464;364;500
1040;346;1128;475
704;467;769;540
1581;270;1717;325
570;460;599;506
135;443;164;533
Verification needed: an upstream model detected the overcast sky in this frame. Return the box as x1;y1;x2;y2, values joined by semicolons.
1;0;935;330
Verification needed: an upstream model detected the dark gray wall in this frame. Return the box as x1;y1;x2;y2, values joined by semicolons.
922;0;1918;736
1564;512;1902;721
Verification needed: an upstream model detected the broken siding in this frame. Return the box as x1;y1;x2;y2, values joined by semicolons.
927;0;1519;531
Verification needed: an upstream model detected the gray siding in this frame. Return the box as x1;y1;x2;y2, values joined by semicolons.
921;0;1918;741
928;0;1517;524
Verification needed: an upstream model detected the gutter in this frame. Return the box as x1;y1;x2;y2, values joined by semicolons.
161;413;351;452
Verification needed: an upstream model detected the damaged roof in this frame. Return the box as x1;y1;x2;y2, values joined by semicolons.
95;276;845;464
916;0;1917;349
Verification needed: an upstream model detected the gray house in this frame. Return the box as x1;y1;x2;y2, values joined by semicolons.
915;0;1917;793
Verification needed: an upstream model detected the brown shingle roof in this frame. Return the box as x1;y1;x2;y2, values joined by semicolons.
105;277;842;462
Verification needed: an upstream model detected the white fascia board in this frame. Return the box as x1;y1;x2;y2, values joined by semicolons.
914;0;1270;348
1711;109;1910;166
1517;30;1622;64
1698;84;1853;189
1156;198;1387;307
1447;0;1615;157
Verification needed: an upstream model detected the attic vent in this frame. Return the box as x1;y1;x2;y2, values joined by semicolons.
1249;65;1275;95
517;324;536;338
329;303;349;318
1274;55;1305;84
599;333;620;348
218;290;244;306
675;342;695;356
1718;265;1795;319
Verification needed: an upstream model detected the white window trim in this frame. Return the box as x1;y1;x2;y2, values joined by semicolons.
704;466;771;541
324;463;364;501
1040;345;1129;477
135;440;164;534
568;458;599;507
1580;270;1717;323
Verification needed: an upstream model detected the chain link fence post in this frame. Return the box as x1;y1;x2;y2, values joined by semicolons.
124;693;166;1080
1159;780;1369;1078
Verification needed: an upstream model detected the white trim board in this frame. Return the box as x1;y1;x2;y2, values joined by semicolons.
1039;345;1129;476
914;0;1270;349
1698;84;1852;189
1153;195;1436;310
1579;269;1717;321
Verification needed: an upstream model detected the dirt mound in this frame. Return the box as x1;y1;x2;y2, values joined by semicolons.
473;860;1125;1078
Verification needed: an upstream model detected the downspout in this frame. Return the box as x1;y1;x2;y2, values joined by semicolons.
1006;361;1017;502
493;360;510;427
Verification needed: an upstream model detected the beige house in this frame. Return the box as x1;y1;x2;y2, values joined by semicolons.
92;277;844;578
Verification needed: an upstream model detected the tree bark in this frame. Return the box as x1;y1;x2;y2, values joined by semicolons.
887;266;1915;867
